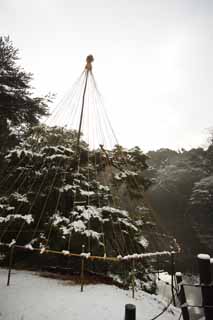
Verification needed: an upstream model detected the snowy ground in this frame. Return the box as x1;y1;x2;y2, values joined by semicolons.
0;268;180;320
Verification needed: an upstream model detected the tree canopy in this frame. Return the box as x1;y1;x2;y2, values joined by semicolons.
0;36;49;156
0;125;151;259
145;142;213;263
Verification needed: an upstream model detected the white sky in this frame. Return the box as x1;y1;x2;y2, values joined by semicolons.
1;0;213;151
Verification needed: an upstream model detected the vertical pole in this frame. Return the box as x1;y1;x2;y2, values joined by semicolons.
132;260;136;299
7;245;15;286
197;254;213;319
157;256;160;280
80;245;85;292
76;70;89;153
125;304;136;320
176;272;190;320
171;252;176;306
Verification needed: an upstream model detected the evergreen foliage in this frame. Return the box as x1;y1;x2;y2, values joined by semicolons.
0;36;49;157
146;142;213;262
0;125;149;259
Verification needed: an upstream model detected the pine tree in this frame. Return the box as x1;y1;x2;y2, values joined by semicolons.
0;36;49;157
0;125;147;258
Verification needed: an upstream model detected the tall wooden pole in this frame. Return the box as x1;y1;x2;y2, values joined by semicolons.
76;55;94;153
76;70;89;152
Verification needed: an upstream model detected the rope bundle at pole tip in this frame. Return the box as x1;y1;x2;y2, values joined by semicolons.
85;55;94;70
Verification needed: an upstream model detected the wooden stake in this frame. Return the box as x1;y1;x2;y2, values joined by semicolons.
131;260;136;299
7;245;15;286
157;256;160;280
80;245;85;292
171;252;176;306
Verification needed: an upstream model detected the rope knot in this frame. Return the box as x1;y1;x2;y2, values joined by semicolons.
85;55;94;70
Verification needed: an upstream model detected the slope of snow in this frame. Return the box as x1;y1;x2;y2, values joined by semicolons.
0;268;180;320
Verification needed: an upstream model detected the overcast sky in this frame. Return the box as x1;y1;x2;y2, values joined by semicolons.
1;0;213;151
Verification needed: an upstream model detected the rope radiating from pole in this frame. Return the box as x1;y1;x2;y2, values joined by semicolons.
0;53;181;267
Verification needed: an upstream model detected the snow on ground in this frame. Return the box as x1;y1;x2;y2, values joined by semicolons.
0;268;180;320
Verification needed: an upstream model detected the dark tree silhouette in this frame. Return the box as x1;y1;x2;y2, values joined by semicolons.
0;36;49;157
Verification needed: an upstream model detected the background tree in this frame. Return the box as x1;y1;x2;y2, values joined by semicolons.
145;146;211;270
0;36;49;159
188;175;213;252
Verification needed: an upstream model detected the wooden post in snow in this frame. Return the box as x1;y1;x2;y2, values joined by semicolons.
80;245;85;292
197;253;213;319
176;272;190;320
171;251;176;306
7;245;15;286
131;260;136;299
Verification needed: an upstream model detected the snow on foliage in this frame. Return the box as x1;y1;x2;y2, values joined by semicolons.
46;204;139;249
152;164;205;194
138;235;149;248
77;206;101;221
102;206;128;217
80;190;95;196
0;214;33;224
70;220;86;233
59;184;75;192
190;175;213;205
11;192;29;203
114;170;138;181
98;184;110;192
51;212;69;226
0;125;151;262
